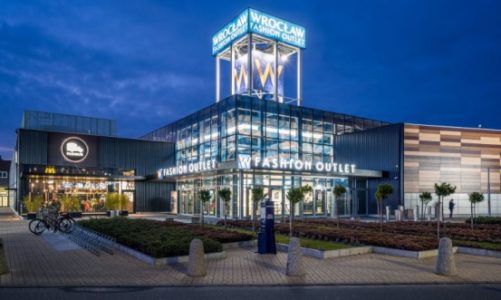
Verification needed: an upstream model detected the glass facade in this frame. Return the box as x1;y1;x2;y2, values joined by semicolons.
142;95;387;219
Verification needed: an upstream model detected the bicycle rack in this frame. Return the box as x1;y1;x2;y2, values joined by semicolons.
67;225;116;256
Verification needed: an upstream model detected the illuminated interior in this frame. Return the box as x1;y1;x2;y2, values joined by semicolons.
26;175;135;212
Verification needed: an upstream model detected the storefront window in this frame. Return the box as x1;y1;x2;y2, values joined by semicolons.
26;175;135;213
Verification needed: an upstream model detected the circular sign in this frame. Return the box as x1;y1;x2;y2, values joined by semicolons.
60;137;89;163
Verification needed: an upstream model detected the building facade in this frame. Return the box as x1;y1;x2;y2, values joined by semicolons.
8;9;501;218
10;111;175;214
0;156;10;207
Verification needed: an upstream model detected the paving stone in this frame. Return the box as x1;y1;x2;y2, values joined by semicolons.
1;208;501;286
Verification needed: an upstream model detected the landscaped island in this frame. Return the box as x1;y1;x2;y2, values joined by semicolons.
221;219;501;252
78;218;253;258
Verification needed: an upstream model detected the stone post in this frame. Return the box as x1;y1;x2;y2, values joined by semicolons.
395;210;401;221
187;239;207;277
286;237;305;276
435;237;456;276
414;205;419;222
385;205;390;222
426;206;432;221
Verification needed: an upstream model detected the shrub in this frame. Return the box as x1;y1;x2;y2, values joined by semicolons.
466;216;501;225
78;218;254;258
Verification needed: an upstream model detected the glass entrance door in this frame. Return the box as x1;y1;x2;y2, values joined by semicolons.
314;190;326;216
181;191;193;214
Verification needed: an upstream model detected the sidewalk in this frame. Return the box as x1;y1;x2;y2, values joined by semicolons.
1;208;501;287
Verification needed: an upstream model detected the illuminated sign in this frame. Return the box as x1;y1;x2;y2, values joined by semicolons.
238;155;356;174
60;137;89;163
233;52;284;98
44;166;56;174
157;160;218;179
212;8;306;55
212;10;248;55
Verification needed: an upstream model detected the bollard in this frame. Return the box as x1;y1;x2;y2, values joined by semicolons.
395;210;401;221
435;237;456;276
187;239;207;277
414;205;419;222
385;205;390;222
286;237;305;276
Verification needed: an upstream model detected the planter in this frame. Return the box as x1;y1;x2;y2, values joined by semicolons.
26;213;37;220
276;243;372;259
78;227;226;266
68;212;82;218
107;210;121;217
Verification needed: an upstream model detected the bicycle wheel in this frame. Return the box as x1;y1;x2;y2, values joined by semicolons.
58;216;75;233
28;219;47;235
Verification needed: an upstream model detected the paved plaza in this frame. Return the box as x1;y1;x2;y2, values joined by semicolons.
1;208;501;287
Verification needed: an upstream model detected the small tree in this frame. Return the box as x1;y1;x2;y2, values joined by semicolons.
375;184;393;232
434;182;456;239
218;188;232;227
468;192;484;230
419;192;432;220
23;195;43;213
333;185;347;228
286;185;312;237
119;194;129;211
198;189;211;227
251;186;265;232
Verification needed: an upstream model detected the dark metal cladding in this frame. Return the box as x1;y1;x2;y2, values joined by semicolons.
15;129;175;212
334;124;404;214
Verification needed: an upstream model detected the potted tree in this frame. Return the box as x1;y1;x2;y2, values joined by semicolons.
419;192;432;220
60;194;82;218
286;185;312;237
333;184;346;228
468;192;484;230
375;184;393;232
218;188;231;227
434;182;456;239
251;186;264;232
119;194;129;216
105;193;120;217
198;189;211;227
23;195;43;220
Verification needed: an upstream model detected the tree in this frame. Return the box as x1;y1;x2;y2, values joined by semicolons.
419;192;432;220
251;186;265;232
468;192;484;230
375;184;393;232
198;189;211;227
333;185;347;228
286;185;312;237
434;182;457;240
218;188;232;227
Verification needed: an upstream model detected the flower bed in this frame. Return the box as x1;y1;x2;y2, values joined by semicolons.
274;223;438;251
222;220;438;251
302;219;501;243
79;218;252;258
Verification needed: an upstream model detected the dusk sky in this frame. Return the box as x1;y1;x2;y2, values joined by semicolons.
1;0;500;160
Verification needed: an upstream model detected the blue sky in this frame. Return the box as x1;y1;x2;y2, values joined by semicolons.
1;0;500;159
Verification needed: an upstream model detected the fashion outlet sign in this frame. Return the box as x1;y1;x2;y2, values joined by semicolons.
237;155;356;173
157;156;356;179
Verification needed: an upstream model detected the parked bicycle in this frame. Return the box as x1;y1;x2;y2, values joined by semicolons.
28;207;75;235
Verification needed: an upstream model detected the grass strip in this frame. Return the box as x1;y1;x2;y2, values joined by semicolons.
217;225;349;251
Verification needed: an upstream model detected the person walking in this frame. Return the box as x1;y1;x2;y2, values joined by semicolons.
449;199;455;218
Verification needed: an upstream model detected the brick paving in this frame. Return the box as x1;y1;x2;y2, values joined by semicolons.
1;207;501;286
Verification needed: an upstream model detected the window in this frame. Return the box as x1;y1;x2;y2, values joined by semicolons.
0;172;7;179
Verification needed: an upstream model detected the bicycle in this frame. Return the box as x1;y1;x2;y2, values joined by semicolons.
28;207;75;235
